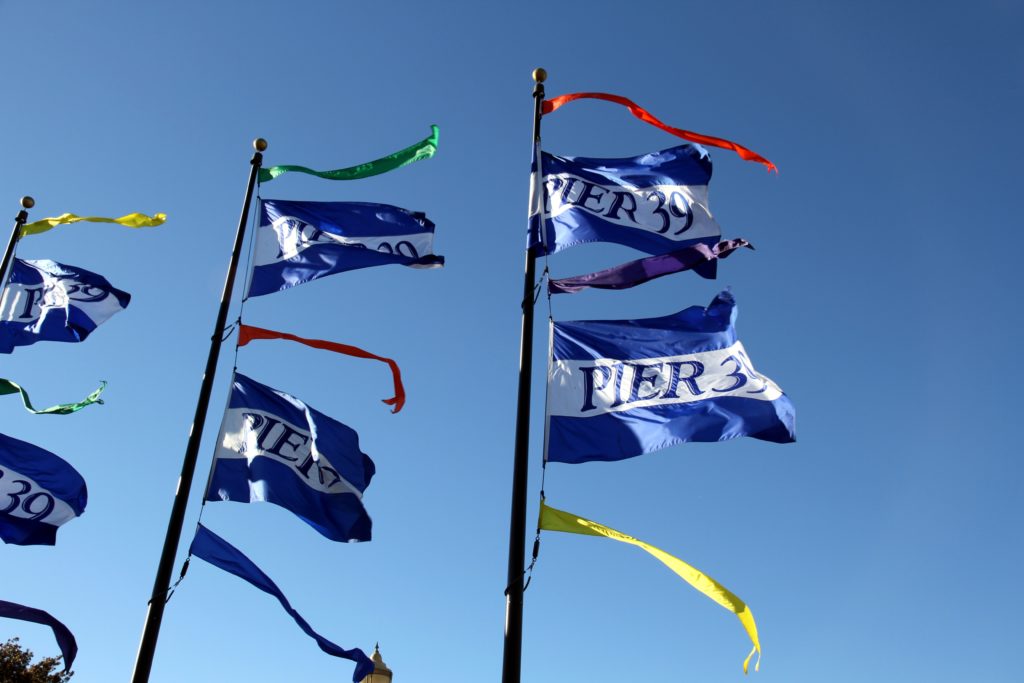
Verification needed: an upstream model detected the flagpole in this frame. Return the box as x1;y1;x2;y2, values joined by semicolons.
502;67;546;683
0;196;34;293
131;138;266;683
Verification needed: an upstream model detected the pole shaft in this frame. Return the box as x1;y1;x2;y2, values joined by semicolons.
130;148;263;683
0;208;29;294
501;76;545;683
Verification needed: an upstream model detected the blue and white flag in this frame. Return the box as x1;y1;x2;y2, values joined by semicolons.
0;432;87;546
206;373;375;542
529;143;721;256
247;199;444;297
189;524;374;682
0;258;130;354
546;291;795;464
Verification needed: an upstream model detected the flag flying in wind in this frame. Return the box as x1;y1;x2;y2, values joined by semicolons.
247;199;444;298
0;432;87;546
237;324;405;412
0;600;78;672
546;291;795;464
548;239;753;294
0;258;130;354
0;378;106;415
539;500;761;673
530;143;722;257
20;212;166;237
189;524;375;682
206;373;375;542
542;92;776;172
259;125;439;183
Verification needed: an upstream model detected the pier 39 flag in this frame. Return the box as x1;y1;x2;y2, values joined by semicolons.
0;258;130;353
206;373;375;542
0;432;87;546
247;199;444;297
530;143;721;257
546;291;795;464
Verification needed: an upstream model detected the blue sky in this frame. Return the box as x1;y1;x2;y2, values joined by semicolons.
1;1;1022;681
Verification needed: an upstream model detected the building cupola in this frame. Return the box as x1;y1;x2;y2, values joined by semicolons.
360;643;393;683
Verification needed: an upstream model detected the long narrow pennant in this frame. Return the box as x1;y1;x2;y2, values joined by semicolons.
20;212;167;237
0;600;77;672
539;500;761;673
543;92;776;172
189;524;373;682
0;378;105;415
237;324;405;413
549;239;753;294
259;125;440;183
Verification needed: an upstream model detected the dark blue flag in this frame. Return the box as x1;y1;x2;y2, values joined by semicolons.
247;199;444;297
0;432;87;545
529;143;721;256
0;258;130;354
546;291;795;464
205;373;375;542
0;600;77;672
189;524;374;682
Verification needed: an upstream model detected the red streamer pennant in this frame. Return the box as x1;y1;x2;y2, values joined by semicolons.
237;324;405;413
542;92;777;173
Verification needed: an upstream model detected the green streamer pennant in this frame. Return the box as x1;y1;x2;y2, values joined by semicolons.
259;125;439;183
0;378;106;415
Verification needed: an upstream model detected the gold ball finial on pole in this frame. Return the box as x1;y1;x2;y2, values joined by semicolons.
532;68;547;83
253;138;268;152
20;196;34;209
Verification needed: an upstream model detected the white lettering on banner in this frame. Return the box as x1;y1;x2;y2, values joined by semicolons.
535;173;719;242
547;341;783;418
253;215;432;266
215;408;360;497
0;465;76;526
0;280;113;323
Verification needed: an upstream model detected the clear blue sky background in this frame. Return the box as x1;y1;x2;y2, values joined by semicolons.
2;1;1022;681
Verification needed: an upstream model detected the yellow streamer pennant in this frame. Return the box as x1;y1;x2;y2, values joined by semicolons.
21;212;167;237
539;500;761;673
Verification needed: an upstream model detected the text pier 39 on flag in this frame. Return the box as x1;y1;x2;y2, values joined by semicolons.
530;143;721;256
0;464;79;528
548;341;784;418
539;174;715;242
218;407;361;498
257;215;435;266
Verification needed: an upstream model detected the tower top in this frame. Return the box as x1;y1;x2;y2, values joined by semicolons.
361;644;393;682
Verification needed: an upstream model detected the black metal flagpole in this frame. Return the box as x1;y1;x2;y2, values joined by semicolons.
501;67;546;683
1;196;34;292
130;138;266;683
